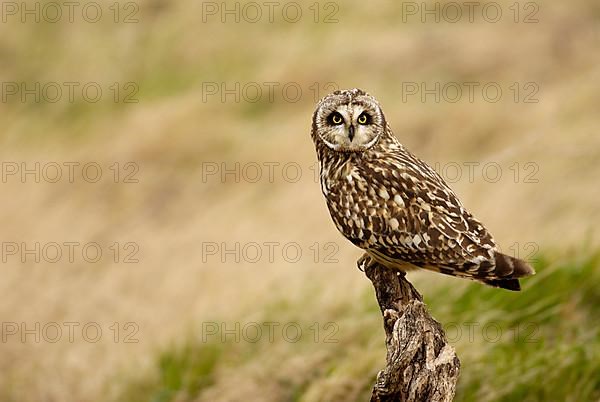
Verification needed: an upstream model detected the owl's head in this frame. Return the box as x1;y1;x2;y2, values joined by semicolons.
311;88;386;153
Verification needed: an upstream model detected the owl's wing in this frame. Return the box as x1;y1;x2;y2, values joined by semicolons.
349;148;532;287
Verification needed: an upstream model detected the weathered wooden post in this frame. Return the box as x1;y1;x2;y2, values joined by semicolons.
359;254;461;402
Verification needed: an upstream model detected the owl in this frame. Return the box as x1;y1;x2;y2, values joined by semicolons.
310;88;535;290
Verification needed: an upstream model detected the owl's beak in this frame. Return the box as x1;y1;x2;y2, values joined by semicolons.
348;125;355;142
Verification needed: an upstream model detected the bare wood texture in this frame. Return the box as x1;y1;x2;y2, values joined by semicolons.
358;254;460;402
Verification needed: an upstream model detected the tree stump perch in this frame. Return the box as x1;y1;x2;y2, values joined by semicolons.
358;254;460;402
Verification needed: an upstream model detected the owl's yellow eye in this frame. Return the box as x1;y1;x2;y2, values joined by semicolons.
357;113;370;125
329;112;343;125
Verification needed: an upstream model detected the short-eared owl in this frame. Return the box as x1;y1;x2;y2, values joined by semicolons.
311;88;534;290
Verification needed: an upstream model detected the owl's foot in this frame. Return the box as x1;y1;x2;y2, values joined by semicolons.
357;253;377;272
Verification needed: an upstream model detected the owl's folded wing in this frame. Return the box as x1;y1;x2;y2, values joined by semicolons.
359;152;502;279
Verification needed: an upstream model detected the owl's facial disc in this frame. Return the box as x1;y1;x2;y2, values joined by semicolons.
320;103;381;152
313;90;385;153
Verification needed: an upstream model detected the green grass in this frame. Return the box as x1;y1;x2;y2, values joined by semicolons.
114;250;600;402
116;342;224;402
447;251;600;402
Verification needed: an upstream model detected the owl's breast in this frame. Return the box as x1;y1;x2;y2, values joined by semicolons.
321;160;398;250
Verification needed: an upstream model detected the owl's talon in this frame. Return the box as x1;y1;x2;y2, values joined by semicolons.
358;254;377;272
357;257;366;272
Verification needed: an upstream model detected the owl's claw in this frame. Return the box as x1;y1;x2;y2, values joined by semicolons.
357;253;377;272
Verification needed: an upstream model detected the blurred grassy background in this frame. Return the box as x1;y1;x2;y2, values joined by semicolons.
0;0;599;401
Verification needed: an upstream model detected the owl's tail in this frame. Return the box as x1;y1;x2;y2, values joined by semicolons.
482;253;536;291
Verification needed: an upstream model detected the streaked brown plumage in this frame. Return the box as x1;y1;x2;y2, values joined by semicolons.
311;88;534;290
